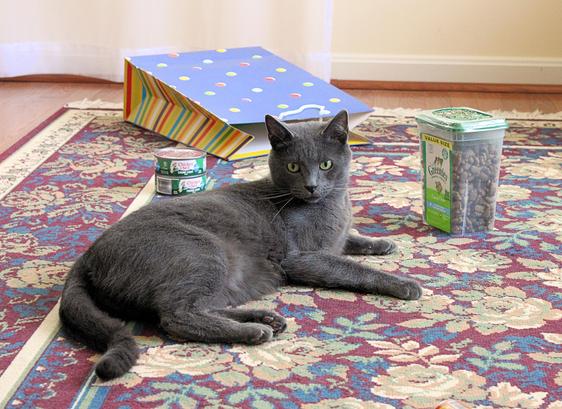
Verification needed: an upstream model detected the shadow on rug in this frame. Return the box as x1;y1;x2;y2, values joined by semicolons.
0;107;561;408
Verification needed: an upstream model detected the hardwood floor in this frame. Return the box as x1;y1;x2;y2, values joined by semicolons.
345;89;562;114
1;81;561;155
0;82;122;154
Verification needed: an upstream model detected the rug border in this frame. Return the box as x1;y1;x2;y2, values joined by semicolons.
0;109;125;203
370;106;562;120
0;177;157;408
0;100;124;162
0;147;157;409
0;108;69;162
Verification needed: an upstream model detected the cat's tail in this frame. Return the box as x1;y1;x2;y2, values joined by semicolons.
59;256;139;380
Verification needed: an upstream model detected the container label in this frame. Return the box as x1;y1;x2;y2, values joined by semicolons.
171;160;198;173
156;175;206;195
156;176;172;195
156;157;206;176
422;133;452;232
179;176;205;192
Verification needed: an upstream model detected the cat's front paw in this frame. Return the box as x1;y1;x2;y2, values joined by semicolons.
244;323;274;345
393;279;423;300
368;239;397;256
260;313;287;336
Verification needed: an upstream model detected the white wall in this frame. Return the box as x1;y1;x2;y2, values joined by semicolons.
2;0;560;84
0;0;334;81
332;0;562;84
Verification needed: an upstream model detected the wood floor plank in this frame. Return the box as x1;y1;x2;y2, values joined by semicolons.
0;83;122;154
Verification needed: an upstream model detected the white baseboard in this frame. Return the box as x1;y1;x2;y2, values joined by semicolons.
332;53;562;85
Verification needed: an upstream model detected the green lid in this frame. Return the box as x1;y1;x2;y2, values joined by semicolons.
415;107;509;133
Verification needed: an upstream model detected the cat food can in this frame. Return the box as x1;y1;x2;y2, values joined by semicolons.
154;147;206;177
416;107;508;235
155;174;207;195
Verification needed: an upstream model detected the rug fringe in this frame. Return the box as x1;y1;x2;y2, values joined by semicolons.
371;106;562;120
66;98;123;110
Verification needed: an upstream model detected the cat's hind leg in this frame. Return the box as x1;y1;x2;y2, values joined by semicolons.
160;310;274;345
212;308;287;336
155;233;279;344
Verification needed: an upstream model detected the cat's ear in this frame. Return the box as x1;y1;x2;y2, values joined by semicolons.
322;110;349;144
265;114;293;150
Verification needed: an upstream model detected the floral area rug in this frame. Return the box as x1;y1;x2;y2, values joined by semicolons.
1;107;561;409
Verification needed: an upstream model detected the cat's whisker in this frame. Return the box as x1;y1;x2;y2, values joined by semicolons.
263;188;290;193
268;198;296;204
257;188;291;193
271;197;293;222
258;191;291;197
257;193;293;200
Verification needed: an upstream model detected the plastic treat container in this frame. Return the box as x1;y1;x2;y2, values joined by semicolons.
415;107;508;234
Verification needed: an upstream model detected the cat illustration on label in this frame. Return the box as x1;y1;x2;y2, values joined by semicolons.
180;177;204;192
428;157;447;181
171;160;198;173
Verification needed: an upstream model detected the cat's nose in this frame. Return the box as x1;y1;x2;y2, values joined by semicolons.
305;185;317;193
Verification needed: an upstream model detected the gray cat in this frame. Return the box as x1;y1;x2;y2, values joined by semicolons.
59;110;422;380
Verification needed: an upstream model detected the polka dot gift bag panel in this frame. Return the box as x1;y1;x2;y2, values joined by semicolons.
124;46;373;160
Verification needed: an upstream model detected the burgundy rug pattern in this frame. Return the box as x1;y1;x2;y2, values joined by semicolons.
0;109;561;408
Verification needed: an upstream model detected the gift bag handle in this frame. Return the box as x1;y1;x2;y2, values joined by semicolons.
278;104;331;121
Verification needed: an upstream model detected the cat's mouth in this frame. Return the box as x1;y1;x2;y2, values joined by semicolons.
292;188;323;203
302;194;322;203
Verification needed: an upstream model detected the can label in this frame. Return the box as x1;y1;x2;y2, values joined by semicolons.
156;175;206;195
422;133;452;232
156;157;206;177
154;147;207;177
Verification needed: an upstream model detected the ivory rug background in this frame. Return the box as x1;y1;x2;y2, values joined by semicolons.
0;106;561;408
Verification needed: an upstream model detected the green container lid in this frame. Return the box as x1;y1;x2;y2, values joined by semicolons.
415;107;509;133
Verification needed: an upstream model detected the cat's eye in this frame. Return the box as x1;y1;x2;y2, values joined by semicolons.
287;162;300;173
319;160;333;171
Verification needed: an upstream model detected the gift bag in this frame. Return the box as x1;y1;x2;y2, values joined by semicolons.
124;46;373;160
